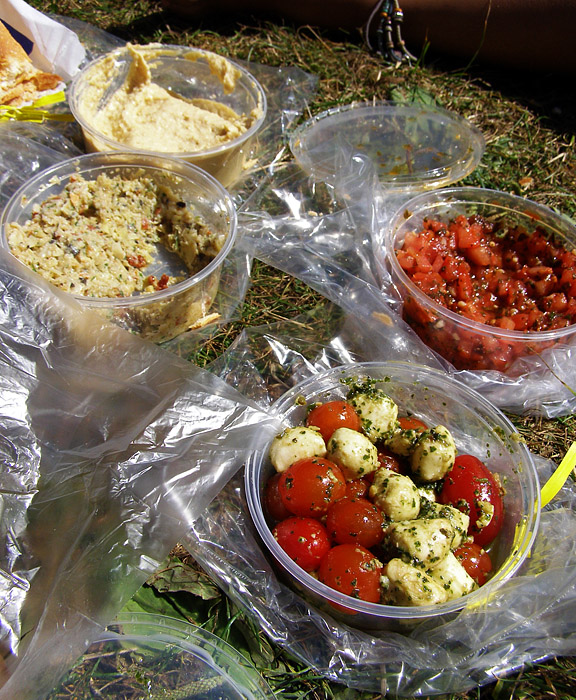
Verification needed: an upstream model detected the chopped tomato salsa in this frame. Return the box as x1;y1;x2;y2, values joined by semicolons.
396;214;576;371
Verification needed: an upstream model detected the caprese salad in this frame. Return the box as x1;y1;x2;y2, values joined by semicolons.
263;378;504;607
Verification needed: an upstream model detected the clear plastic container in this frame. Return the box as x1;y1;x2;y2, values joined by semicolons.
48;612;275;699
289;102;484;191
244;361;540;631
68;44;267;188
384;187;576;373
0;151;237;343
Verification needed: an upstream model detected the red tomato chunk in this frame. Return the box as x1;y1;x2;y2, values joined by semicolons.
397;215;576;371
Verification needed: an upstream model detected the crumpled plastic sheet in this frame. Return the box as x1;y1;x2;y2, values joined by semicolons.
0;253;280;700
238;151;576;417
183;316;576;696
0;18;320;698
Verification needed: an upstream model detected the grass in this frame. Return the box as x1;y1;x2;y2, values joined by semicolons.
28;1;576;697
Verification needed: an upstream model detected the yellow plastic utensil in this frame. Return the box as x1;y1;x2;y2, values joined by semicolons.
540;441;576;508
0;91;74;123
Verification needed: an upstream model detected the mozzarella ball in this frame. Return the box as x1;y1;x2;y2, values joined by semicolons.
427;552;477;600
386;517;455;567
269;426;326;473
326;427;379;479
419;500;470;549
369;467;420;522
347;390;398;443
385;425;422;457
410;425;456;482
382;558;448;606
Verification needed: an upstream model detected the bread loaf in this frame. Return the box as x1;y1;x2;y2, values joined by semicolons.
0;21;62;106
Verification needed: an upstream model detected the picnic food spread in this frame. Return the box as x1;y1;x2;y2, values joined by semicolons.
264;379;505;607
0;20;62;106
75;43;260;154
5;170;221;299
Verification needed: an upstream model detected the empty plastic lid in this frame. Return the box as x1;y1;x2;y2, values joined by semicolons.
48;612;275;699
289;101;485;192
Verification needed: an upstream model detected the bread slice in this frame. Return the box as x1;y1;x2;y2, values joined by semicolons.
0;21;62;106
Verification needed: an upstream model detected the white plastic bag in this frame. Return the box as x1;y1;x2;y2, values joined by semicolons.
0;0;85;78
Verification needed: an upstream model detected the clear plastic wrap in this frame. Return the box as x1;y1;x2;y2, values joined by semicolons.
0;16;319;698
184;314;576;696
0;252;279;699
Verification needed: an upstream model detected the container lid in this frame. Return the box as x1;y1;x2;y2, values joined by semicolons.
289;102;485;192
48;612;275;699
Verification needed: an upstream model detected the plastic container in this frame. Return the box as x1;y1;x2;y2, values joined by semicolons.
68;44;267;188
384;187;576;373
289;102;484;191
244;361;540;631
0;151;237;343
48;612;275;699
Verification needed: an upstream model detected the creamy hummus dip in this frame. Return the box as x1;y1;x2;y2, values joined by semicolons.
77;45;260;154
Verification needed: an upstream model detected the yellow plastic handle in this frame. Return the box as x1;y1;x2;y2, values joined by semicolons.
540;441;576;508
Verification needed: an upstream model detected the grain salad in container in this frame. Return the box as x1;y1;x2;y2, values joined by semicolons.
0;152;237;343
68;44;267;188
383;187;576;373
245;362;539;631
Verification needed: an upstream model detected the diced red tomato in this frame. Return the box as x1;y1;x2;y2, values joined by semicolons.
396;214;576;371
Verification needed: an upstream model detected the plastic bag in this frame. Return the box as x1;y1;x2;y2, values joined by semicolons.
238;145;576;417
0;0;85;79
0;17;321;697
184;310;576;697
0;251;280;700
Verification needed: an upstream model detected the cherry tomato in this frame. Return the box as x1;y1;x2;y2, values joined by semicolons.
345;478;370;499
264;472;293;522
454;542;493;586
325;497;385;548
278;457;347;518
439;454;504;547
306;400;362;442
397;416;428;432
272;516;331;572
377;449;403;474
318;544;382;603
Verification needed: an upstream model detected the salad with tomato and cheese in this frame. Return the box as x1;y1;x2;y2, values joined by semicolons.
263;378;505;607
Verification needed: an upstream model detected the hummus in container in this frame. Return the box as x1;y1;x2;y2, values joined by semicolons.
0;152;238;343
68;44;267;188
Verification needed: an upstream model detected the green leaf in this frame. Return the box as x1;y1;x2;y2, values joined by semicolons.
146;554;221;600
